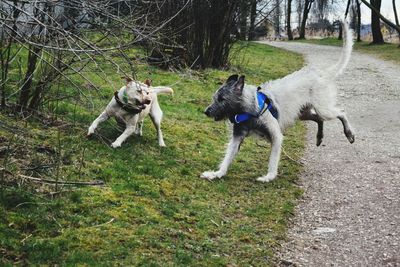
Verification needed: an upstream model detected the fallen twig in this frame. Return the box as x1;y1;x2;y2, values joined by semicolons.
19;174;105;186
91;218;115;228
20;234;32;244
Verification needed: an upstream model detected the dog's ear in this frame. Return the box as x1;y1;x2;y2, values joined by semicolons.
234;75;245;94
121;76;133;84
226;74;239;84
144;79;152;87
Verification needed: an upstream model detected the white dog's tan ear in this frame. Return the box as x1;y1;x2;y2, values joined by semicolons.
121;76;133;84
144;79;152;87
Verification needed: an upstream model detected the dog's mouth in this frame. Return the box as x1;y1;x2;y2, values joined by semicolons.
135;99;151;110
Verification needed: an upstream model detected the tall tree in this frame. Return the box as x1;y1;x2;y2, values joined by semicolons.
287;0;293;40
393;0;400;43
274;0;281;37
360;0;400;33
355;0;362;42
299;0;315;39
297;0;304;31
248;0;258;41
370;0;384;44
239;1;250;40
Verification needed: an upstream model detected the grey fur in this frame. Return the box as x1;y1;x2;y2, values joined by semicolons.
201;21;355;183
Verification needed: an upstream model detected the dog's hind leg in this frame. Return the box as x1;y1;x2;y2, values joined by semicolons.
149;99;166;147
88;111;109;136
201;132;245;181
315;105;355;144
299;107;324;146
337;112;355;143
256;121;283;183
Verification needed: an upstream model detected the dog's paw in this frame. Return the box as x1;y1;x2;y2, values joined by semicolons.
87;128;95;136
159;141;166;147
256;173;277;183
200;170;223;181
111;141;122;148
346;131;355;144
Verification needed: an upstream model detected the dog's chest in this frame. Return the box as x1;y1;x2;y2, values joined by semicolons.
235;120;272;140
114;105;151;122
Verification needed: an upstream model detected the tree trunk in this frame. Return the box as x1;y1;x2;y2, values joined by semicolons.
297;0;303;32
371;0;384;44
18;46;41;111
299;0;313;39
274;0;281;38
356;0;362;42
248;0;257;41
393;0;400;44
239;2;249;40
338;23;343;40
287;0;293;40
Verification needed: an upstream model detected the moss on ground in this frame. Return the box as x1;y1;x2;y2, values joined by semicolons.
0;42;305;266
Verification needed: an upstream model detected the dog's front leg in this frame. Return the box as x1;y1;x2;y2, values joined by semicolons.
201;134;245;181
256;123;283;183
88;111;109;136
111;117;138;148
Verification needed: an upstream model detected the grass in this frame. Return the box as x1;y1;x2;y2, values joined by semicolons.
0;42;304;266
294;37;400;64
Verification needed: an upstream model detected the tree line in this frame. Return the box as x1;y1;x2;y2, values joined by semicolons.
1;0;399;114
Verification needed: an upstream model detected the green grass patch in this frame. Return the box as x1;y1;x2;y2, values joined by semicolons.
0;42;305;266
294;37;400;64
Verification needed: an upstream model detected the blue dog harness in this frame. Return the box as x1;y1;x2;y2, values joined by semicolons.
229;91;278;124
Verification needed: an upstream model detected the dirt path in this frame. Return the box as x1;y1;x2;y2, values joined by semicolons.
259;41;400;266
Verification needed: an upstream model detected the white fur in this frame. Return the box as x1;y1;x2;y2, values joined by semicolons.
88;80;173;147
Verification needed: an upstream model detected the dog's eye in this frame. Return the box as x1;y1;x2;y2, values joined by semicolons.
217;95;224;102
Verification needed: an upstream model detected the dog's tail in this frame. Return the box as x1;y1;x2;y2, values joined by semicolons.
331;20;354;77
150;86;174;95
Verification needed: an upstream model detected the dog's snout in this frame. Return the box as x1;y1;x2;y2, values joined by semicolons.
144;99;151;105
204;107;211;117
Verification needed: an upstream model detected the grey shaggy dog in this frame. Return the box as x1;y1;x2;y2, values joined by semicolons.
201;21;355;183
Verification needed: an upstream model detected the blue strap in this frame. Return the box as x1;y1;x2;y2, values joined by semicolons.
230;91;278;124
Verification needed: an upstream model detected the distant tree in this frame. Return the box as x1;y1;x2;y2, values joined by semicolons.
299;0;315;39
248;0;258;40
359;0;400;44
275;0;281;37
355;0;362;42
287;0;294;40
393;0;400;43
239;1;250;40
297;0;304;31
370;0;384;44
147;0;239;69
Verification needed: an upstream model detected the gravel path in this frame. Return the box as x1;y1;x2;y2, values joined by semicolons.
259;41;400;266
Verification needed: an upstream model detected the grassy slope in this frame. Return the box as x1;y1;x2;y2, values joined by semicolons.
295;38;400;64
0;42;304;266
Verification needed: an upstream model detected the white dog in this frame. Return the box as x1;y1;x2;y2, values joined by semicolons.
202;21;355;182
88;78;173;147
